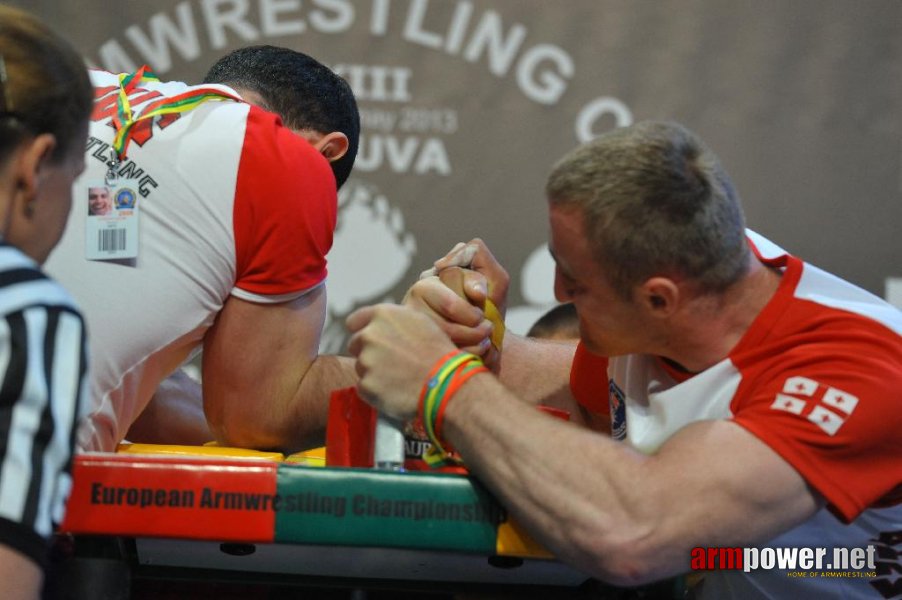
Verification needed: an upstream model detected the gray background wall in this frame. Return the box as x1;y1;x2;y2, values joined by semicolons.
13;0;901;345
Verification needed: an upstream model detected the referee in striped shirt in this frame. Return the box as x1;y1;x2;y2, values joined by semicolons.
0;6;94;599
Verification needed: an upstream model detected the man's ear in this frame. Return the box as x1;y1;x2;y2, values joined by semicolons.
638;276;680;317
312;132;349;163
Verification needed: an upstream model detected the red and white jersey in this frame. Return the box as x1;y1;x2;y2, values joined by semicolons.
45;70;337;452
570;231;902;598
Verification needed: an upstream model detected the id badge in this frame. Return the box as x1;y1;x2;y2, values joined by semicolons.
85;180;140;260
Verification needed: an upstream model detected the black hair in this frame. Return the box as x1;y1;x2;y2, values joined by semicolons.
203;45;359;189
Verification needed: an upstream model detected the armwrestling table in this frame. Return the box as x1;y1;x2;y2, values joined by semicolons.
54;444;592;598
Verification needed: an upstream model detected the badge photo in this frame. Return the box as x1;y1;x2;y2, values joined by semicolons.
87;184;114;217
85;179;141;261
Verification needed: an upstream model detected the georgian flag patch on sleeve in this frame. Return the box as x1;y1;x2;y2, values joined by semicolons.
770;376;859;436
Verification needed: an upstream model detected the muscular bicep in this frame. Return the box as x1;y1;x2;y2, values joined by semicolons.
562;419;823;582
202;286;327;449
639;420;822;557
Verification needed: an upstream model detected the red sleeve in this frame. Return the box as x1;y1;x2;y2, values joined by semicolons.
232;107;337;299
570;341;610;415
731;315;902;523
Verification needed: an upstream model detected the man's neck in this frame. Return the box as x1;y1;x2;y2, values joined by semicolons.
658;257;782;373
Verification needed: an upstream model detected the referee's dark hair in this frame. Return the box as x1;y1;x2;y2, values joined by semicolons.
0;4;92;163
204;45;360;189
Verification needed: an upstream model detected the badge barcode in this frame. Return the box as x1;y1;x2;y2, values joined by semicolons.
98;228;126;253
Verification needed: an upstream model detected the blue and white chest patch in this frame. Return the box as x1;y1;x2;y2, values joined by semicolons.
609;379;627;441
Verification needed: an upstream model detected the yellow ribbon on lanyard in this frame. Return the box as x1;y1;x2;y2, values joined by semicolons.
106;65;243;181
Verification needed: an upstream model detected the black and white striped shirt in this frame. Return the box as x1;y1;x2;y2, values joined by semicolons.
0;242;88;569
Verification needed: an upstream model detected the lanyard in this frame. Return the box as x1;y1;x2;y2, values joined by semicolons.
105;66;243;183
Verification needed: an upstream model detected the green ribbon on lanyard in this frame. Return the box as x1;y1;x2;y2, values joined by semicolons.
106;65;243;179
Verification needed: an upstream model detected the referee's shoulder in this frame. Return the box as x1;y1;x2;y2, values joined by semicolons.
0;244;82;317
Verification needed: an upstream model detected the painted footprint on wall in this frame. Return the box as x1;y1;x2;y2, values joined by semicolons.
321;179;418;353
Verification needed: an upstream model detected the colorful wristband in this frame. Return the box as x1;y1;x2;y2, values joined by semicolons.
418;351;487;468
418;350;469;423
433;362;488;442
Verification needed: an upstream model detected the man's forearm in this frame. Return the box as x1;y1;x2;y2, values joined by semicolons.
290;354;358;449
442;373;657;584
202;290;358;452
442;373;820;586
